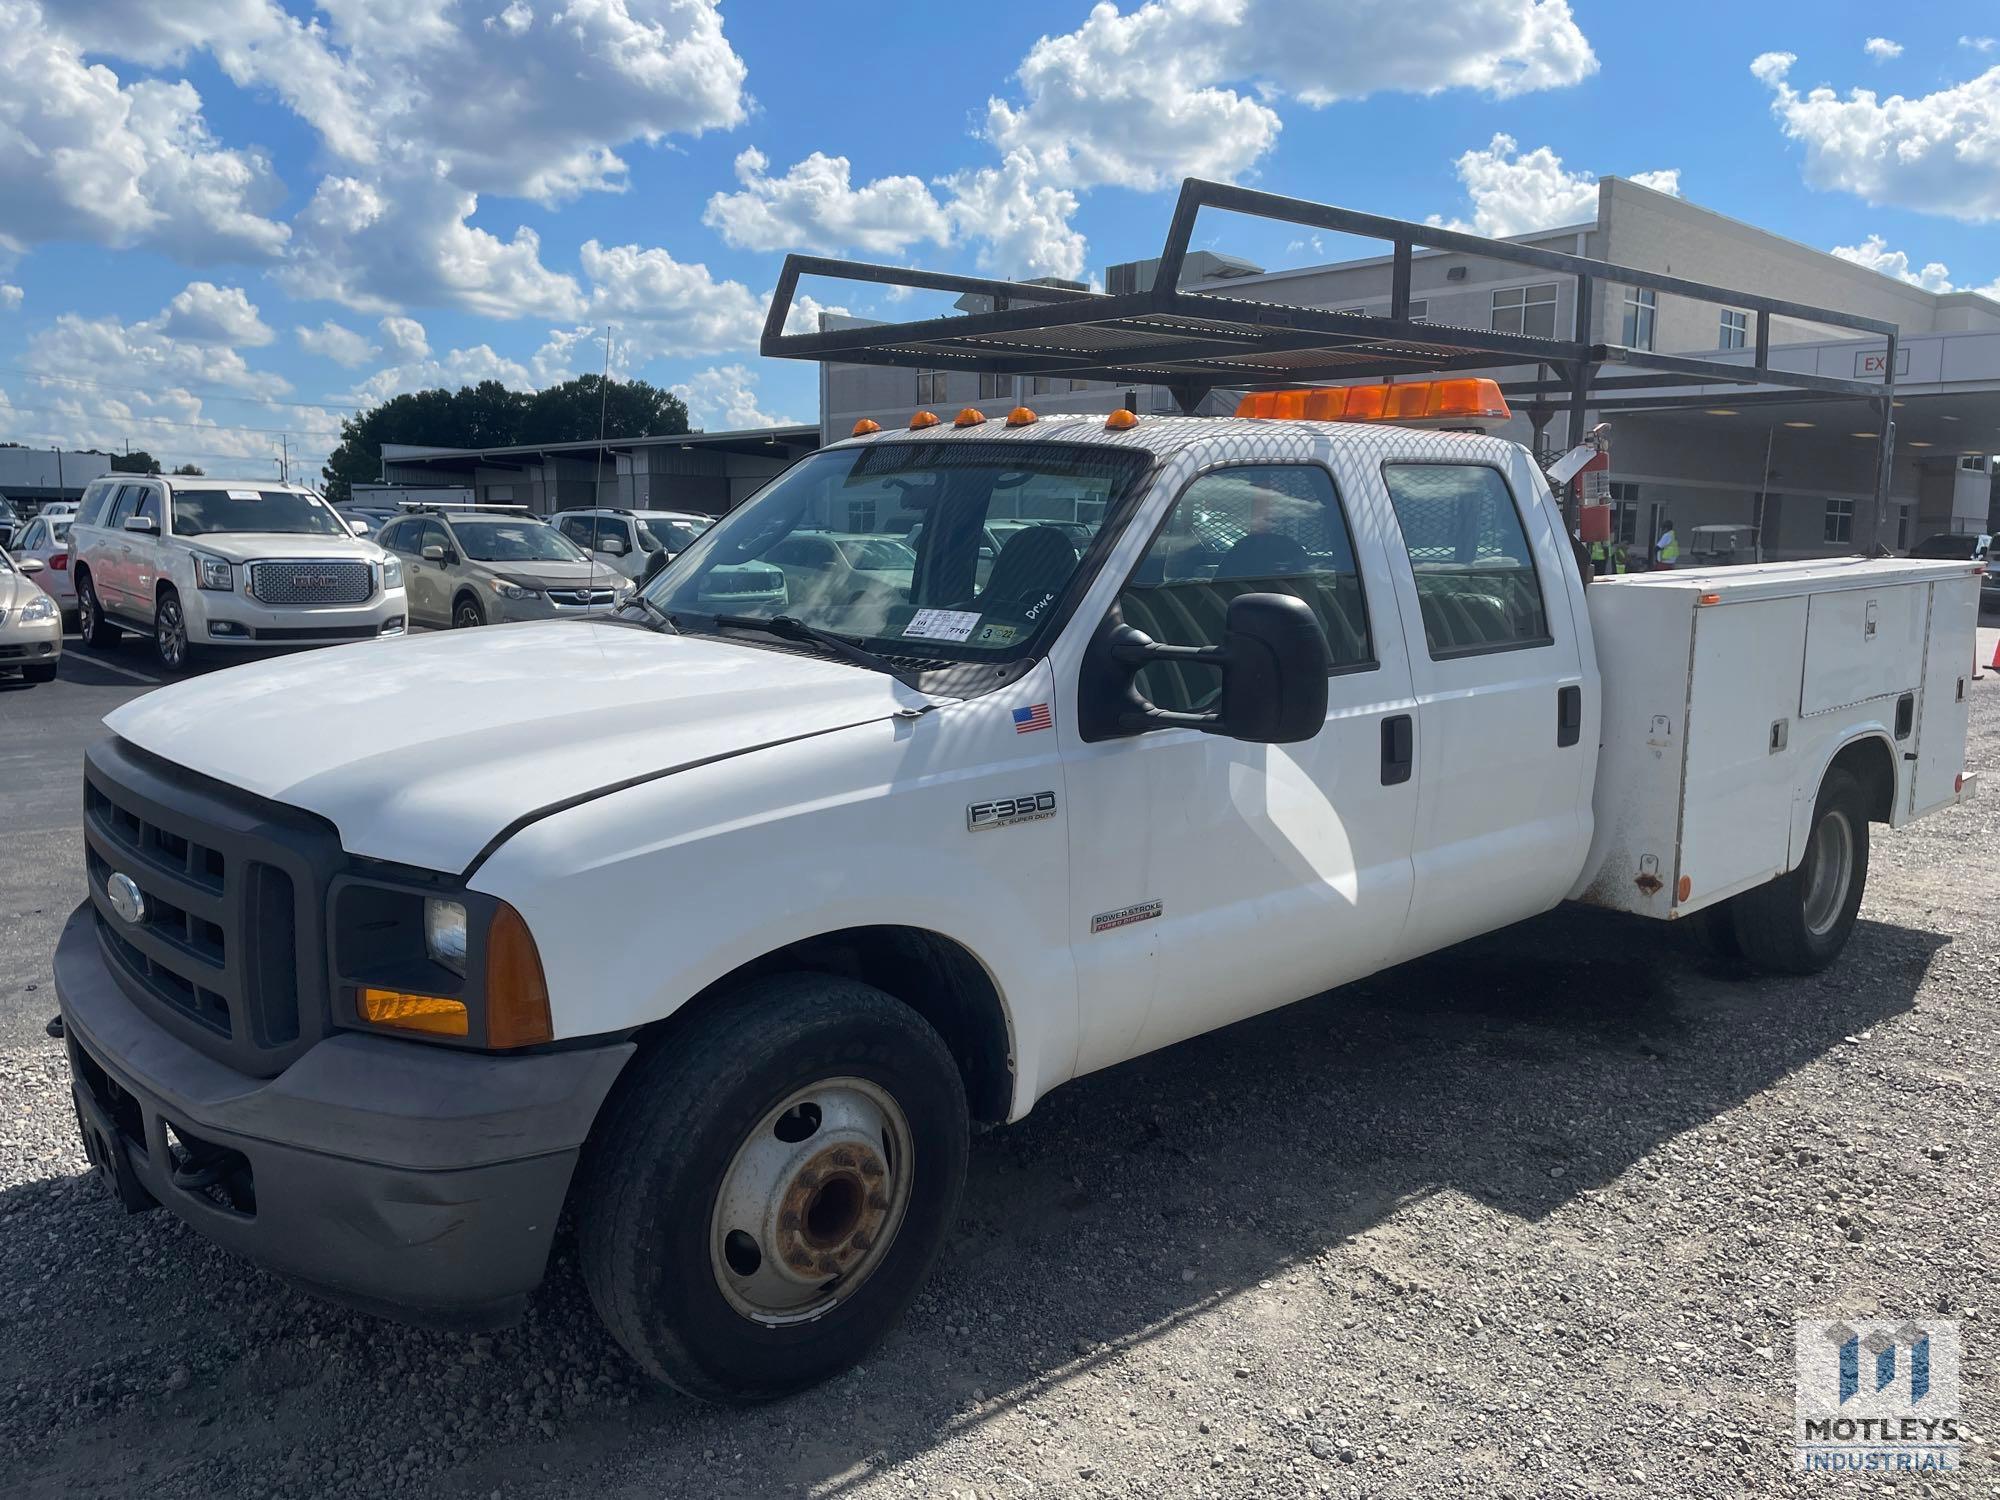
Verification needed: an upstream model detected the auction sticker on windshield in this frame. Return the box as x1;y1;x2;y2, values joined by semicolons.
904;609;981;642
226;489;261;500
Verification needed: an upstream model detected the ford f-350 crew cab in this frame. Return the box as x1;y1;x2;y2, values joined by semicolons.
53;396;1980;1401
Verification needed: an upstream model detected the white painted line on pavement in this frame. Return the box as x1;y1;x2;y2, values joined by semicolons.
68;653;161;686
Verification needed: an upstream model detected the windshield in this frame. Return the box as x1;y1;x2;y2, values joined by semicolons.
173;488;348;537
1908;534;1975;559
638;517;708;554
450;518;589;563
648;440;1151;662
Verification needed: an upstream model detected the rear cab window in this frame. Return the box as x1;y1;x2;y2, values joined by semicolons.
1381;463;1551;658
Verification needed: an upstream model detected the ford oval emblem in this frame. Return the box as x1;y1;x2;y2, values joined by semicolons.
107;872;146;926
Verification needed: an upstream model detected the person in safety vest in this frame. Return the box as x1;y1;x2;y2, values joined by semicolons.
1655;518;1679;569
1612;543;1630;574
1588;538;1610;576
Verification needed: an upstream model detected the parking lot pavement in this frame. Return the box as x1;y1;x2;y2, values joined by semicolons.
1;632;1996;1499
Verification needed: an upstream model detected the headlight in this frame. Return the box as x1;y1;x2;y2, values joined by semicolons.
488;579;539;600
614;581;635;601
194;554;233;591
424;898;468;977
20;594;56;623
382;554;403;589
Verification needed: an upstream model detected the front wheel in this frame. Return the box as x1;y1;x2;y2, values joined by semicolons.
1727;767;1870;975
576;974;969;1402
453;594;486;629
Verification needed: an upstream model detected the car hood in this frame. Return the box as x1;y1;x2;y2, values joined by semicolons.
487;559;623;590
0;569;45;612
105;621;945;872
175;532;387;565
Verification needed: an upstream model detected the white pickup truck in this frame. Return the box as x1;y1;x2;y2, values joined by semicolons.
53;387;1980;1402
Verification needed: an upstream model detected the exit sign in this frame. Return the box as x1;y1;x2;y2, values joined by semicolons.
1854;347;1911;378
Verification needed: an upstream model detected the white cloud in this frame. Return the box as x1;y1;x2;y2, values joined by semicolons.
1863;37;1902;61
781;294;850;336
341;344;535;407
986;0;1597;191
0;284;21;311
579;239;765;357
378;315;429;360
0;0;289;263
1830;234;2000;298
670;364;797;431
159;281;274;345
1429;134;1679;237
1753;53;2000;221
704;148;952;256
296;319;376;367
1962;36;1996;53
943;154;1089;281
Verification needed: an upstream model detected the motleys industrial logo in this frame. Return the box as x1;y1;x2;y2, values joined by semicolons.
1794;1318;1961;1473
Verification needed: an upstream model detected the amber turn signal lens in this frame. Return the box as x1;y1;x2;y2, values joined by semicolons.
486;901;554;1049
909;410;940;429
1005;406;1038;426
358;987;469;1038
953;407;987;428
851;418;881;436
1104;408;1139;430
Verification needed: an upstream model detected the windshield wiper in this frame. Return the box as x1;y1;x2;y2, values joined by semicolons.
707;614;921;687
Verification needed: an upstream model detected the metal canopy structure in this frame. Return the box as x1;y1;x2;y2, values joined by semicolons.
762;177;1903;535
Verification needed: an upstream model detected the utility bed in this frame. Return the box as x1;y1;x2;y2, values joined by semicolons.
1573;557;1982;919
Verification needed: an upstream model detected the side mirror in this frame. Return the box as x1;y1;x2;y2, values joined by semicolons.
600;537;628;556
1078;592;1330;744
421;544;445;562
18;557;45;575
123;515;158;534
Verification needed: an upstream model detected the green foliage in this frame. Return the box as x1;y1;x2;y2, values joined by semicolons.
320;375;691;501
171;463;204;475
109;450;162;475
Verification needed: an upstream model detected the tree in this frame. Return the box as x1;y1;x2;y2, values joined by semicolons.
320;375;690;501
110;450;162;475
172;463;204;475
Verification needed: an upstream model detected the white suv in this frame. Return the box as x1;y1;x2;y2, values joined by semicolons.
69;476;408;672
552;507;713;583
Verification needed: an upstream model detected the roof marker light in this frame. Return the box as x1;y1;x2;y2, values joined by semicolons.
910;410;940;430
852;418;881;436
1104;408;1140;430
954;407;987;428
1006;406;1038;427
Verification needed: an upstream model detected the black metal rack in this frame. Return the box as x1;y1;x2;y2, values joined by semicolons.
762;177;1902;533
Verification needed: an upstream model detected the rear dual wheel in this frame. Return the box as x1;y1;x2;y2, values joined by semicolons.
576;974;968;1402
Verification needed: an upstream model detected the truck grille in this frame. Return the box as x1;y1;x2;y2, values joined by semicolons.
81;737;340;1077
247;559;374;606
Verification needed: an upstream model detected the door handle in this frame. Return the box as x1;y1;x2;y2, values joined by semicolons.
1557;685;1583;748
1380;713;1413;786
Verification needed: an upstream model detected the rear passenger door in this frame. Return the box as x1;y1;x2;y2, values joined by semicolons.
1375;454;1592;962
97;484;144;610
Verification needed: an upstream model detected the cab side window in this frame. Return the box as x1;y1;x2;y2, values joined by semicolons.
132;486;162;531
105;484;143;529
1116;464;1372;714
558;515;597;550
1381;464;1551;658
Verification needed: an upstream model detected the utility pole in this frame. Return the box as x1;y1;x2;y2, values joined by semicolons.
279;434;290;484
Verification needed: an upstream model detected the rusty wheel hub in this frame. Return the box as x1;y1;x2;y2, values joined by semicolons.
710;1078;913;1325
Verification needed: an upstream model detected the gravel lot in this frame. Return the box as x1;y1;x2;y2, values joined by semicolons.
2;636;1996;1499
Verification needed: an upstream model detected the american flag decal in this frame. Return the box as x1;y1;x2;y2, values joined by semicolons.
1012;702;1052;734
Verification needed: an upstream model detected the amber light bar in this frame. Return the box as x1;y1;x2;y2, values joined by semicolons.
1235;378;1511;424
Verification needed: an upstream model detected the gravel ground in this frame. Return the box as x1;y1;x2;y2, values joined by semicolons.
1;677;1996;1499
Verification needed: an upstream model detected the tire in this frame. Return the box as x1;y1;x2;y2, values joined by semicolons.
453;593;486;629
576;974;969;1402
1683;901;1745;965
76;573;120;648
1729;767;1870;975
153;587;194;674
23;662;58;684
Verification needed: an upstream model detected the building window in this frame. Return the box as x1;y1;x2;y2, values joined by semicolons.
1823;498;1853;545
1897;505;1911;550
1491;284;1558;340
917;370;948;405
1720;309;1748;350
1406;299;1429;324
978;372;1009;401
1606;480;1641;544
1622;288;1658;351
1959;453;1989;473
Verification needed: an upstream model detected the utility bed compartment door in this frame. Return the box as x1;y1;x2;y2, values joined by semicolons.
1800;585;1924;715
1910;578;1977;817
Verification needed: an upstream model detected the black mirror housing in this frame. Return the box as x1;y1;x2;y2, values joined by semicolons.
1216;593;1330;743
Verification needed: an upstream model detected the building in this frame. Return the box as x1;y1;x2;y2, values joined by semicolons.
819;178;2000;559
378;425;820;517
0;447;118;509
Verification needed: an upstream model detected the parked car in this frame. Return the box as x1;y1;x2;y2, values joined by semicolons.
1685;523;1761;566
374;506;634;628
553;508;713;582
0;546;61;683
1908;532;1999;605
763;530;917;616
0;494;20;550
8;513;76;619
67;475;409;672
37;500;79;521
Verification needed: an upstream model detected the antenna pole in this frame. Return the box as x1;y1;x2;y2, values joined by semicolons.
588;325;615;606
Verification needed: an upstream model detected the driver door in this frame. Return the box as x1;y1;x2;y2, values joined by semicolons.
1060;462;1422;1075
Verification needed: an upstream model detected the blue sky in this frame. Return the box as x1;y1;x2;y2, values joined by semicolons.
0;0;1994;481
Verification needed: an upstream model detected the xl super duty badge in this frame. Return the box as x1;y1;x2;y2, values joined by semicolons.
967;791;1057;831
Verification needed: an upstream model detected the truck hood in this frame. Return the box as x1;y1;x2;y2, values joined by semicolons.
176;531;388;565
105;621;943;872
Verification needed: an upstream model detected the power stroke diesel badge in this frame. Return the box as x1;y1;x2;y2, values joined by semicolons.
966;791;1057;832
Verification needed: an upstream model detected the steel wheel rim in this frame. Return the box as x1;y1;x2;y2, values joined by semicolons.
709;1077;914;1326
157;598;186;666
1801;808;1854;937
